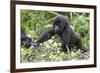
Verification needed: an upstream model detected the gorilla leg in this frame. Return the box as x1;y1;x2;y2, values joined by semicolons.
76;39;87;53
61;42;70;53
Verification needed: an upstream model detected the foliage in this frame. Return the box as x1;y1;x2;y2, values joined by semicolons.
20;10;90;63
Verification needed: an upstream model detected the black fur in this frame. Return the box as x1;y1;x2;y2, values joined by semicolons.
21;27;32;48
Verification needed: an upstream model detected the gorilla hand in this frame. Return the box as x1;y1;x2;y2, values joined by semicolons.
30;40;39;51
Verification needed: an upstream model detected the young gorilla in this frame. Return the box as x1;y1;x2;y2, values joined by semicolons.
33;16;87;53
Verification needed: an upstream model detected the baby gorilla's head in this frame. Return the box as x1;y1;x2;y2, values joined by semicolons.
53;16;69;33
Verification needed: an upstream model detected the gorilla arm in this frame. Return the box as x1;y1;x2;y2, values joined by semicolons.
36;29;55;44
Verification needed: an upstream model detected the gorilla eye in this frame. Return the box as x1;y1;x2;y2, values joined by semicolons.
55;20;61;26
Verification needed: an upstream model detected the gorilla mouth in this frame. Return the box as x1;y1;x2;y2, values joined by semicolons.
55;29;61;34
55;26;59;31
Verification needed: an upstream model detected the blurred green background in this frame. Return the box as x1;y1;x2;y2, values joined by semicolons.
20;9;90;63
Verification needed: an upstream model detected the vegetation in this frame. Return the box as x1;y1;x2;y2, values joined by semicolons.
20;10;90;63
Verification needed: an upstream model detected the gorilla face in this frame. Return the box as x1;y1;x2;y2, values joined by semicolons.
53;16;69;33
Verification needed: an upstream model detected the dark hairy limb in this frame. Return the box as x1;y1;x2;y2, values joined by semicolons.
36;29;55;44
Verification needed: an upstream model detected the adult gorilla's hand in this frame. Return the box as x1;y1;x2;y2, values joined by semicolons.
30;40;39;51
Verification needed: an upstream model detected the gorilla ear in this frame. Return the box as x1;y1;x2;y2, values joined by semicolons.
65;21;69;25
